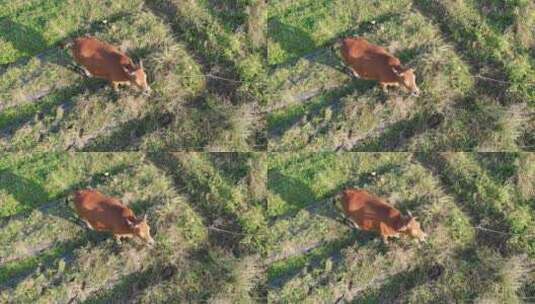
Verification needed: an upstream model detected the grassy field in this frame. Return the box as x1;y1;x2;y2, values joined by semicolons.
0;152;269;302
266;152;535;303
267;0;535;151
1;152;534;302
0;0;267;151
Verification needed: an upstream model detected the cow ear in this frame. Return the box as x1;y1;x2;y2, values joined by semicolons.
126;218;136;228
392;66;403;76
122;64;136;76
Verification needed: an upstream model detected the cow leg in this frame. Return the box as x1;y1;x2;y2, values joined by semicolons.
112;82;120;91
114;235;123;245
347;218;360;230
380;83;389;93
82;219;94;230
346;67;360;78
379;222;391;244
81;67;92;77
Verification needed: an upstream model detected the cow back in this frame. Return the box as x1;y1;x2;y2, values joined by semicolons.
73;189;135;234
71;37;132;82
340;37;401;83
341;189;403;233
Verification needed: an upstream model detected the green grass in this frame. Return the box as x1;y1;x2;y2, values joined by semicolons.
0;152;268;303
267;0;535;151
266;152;535;303
0;0;138;64
2;152;534;302
0;0;267;151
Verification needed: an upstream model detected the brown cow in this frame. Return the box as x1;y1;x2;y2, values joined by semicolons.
336;188;427;243
72;189;155;246
340;37;420;96
67;36;151;93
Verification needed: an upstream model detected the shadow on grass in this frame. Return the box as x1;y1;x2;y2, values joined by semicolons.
267;169;318;216
415;153;511;255
268;231;377;291
0;169;78;226
0;163;144;293
81;261;177;304
349;110;444;152
268;18;316;65
207;153;252;185
82;244;241;303
412;0;510;103
473;153;519;185
0;232;109;292
147;153;245;255
471;1;515;33
80;108;175;151
0;18;47;62
144;0;242;102
81;96;245;151
205;0;249;32
0;78;105;143
351;262;443;303
268;81;376;140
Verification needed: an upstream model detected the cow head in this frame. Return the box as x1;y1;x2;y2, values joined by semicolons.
398;213;427;242
392;66;420;96
126;214;155;246
123;60;151;94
